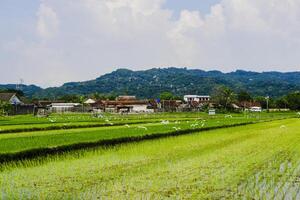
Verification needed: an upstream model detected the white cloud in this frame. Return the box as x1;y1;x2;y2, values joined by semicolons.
1;0;300;87
36;3;59;39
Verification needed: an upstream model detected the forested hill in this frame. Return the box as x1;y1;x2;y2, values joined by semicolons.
3;68;300;98
0;84;42;97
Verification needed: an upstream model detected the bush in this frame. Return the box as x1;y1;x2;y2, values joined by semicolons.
0;101;13;116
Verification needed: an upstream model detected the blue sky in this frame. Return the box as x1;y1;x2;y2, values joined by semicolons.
1;0;300;87
164;0;221;16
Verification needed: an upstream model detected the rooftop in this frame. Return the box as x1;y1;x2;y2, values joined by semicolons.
0;93;16;102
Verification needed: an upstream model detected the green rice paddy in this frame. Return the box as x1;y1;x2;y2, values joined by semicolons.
0;112;299;199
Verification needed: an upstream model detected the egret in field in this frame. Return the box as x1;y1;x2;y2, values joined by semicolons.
173;127;181;131
280;125;287;129
190;123;198;128
97;114;104;118
124;124;130;128
137;126;148;130
161;120;169;125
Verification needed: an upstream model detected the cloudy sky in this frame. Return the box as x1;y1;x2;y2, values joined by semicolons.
1;0;300;87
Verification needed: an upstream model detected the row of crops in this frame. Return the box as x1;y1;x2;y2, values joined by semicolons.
0;112;299;198
0;117;299;199
0;112;296;163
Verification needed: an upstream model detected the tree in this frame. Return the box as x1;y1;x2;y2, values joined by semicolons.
58;95;85;103
254;96;276;109
212;86;236;110
107;94;117;100
275;97;288;109
0;101;13;115
91;92;101;100
0;89;24;97
159;92;175;100
237;90;252;102
285;91;300;110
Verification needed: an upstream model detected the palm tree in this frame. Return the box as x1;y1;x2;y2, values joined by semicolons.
212;86;236;110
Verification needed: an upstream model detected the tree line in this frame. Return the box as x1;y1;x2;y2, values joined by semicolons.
211;86;300;111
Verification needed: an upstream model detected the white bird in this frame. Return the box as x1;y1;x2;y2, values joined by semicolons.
280;125;287;129
124;124;130;128
161;120;170;125
137;126;148;130
225;115;233;118
173;127;181;131
190;123;198;128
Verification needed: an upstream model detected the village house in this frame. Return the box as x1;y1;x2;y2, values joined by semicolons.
84;98;96;104
158;100;182;112
49;103;82;113
116;96;137;101
33;100;86;115
184;95;211;103
183;95;211;111
238;101;262;110
95;96;156;113
0;93;23;105
0;93;36;115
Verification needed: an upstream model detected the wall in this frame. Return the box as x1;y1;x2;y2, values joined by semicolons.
132;105;154;113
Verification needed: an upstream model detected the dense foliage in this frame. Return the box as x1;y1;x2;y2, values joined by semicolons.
0;100;13;115
211;86;236;110
285;91;300;110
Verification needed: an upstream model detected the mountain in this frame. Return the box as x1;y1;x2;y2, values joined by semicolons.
0;84;42;97
26;68;300;99
1;68;300;99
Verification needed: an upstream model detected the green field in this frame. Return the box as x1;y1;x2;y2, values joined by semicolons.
0;112;299;199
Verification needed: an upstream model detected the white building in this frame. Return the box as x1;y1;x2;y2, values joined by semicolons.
49;103;81;113
184;95;211;103
250;106;262;112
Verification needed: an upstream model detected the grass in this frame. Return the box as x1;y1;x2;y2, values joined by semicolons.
0;112;298;199
0;118;299;199
0;117;257;161
0;112;294;161
0;112;224;133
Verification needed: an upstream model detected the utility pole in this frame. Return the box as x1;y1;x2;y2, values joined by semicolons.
265;96;270;112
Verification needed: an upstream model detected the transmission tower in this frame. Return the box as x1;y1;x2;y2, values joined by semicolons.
16;78;24;91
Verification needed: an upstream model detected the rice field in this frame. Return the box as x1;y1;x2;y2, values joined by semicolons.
0;112;299;199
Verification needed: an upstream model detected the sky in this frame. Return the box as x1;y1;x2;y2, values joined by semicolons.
1;0;300;87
